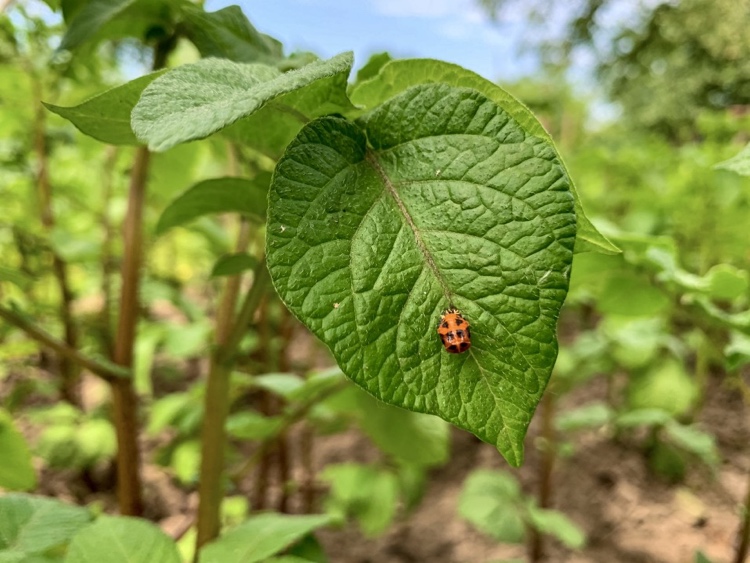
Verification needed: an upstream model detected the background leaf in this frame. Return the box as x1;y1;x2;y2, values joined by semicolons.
267;83;576;465
715;142;750;176
44;72;165;145
198;513;331;563
132;53;355;153
0;410;36;491
349;58;617;255
65;515;180;563
156;177;268;235
180;5;283;63
0;495;91;558
458;470;525;543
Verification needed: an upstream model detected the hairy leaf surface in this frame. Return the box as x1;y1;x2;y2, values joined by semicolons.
267;83;576;465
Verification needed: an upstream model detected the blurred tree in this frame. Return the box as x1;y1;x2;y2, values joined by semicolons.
477;0;750;139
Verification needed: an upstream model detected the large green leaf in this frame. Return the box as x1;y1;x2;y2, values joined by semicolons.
58;0;138;52
132;52;355;153
198;513;331;563
349;58;617;255
266;83;576;465
155;177;268;235
0;411;35;491
64;515;180;563
44;71;165;145
180;5;283;63
0;495;91;557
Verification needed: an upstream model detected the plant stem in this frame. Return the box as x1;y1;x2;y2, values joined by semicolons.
111;145;150;516
0;305;130;381
195;258;271;553
529;390;556;562
32;85;81;406
108;36;174;517
300;423;315;513
100;146;119;357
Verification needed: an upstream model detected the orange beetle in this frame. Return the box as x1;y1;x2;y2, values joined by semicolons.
437;308;471;354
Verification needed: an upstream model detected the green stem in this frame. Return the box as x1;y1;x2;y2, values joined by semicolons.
0;305;130;381
195;258;271;554
529;390;556;562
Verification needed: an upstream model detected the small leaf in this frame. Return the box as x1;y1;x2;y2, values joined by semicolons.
615;408;672;429
0;494;91;556
132;53;355;152
58;0;138;52
226;411;282;440
664;422;720;467
211;253;259;278
715;143;750;176
181;5;282;63
0;410;35;491
321;464;398;536
65;515;180;563
267;84;576;465
555;402;613;433
349;58;618;255
458;470;525;543
170;439;201;484
156;177;267;235
627;360;697;417
354;52;392;83
344;387;449;467
44;72;165;145
527;506;585;549
597;272;670;317
253;373;305;399
704;264;748;301
198;513;331;563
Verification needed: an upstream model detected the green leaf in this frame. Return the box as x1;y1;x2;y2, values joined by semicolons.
627;359;697;417
597;272;670;317
343;387;449;467
226;411;282;440
354;52;392;83
526;506;586;549
664;422;720;467
266;84;576;466
132;53;355;153
349;58;618;255
44;72;165;145
75;419;116;467
58;0;137;52
198;513;331;563
211;253;259;278
458;470;525;543
695;550;713;563
252;373;305;399
65;515;180;563
0;495;91;556
554;402;613;433
0;410;35;491
155;177;267;236
320;464;398;536
615;408;672;429
704;264;748;301
170;439;201;484
715;143;750;176
181;5;282;63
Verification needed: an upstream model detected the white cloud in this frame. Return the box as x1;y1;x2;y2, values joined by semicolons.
371;0;486;21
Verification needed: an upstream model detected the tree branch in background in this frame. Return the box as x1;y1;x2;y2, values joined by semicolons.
0;305;130;381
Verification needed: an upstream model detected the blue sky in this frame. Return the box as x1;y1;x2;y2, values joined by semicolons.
205;0;541;83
